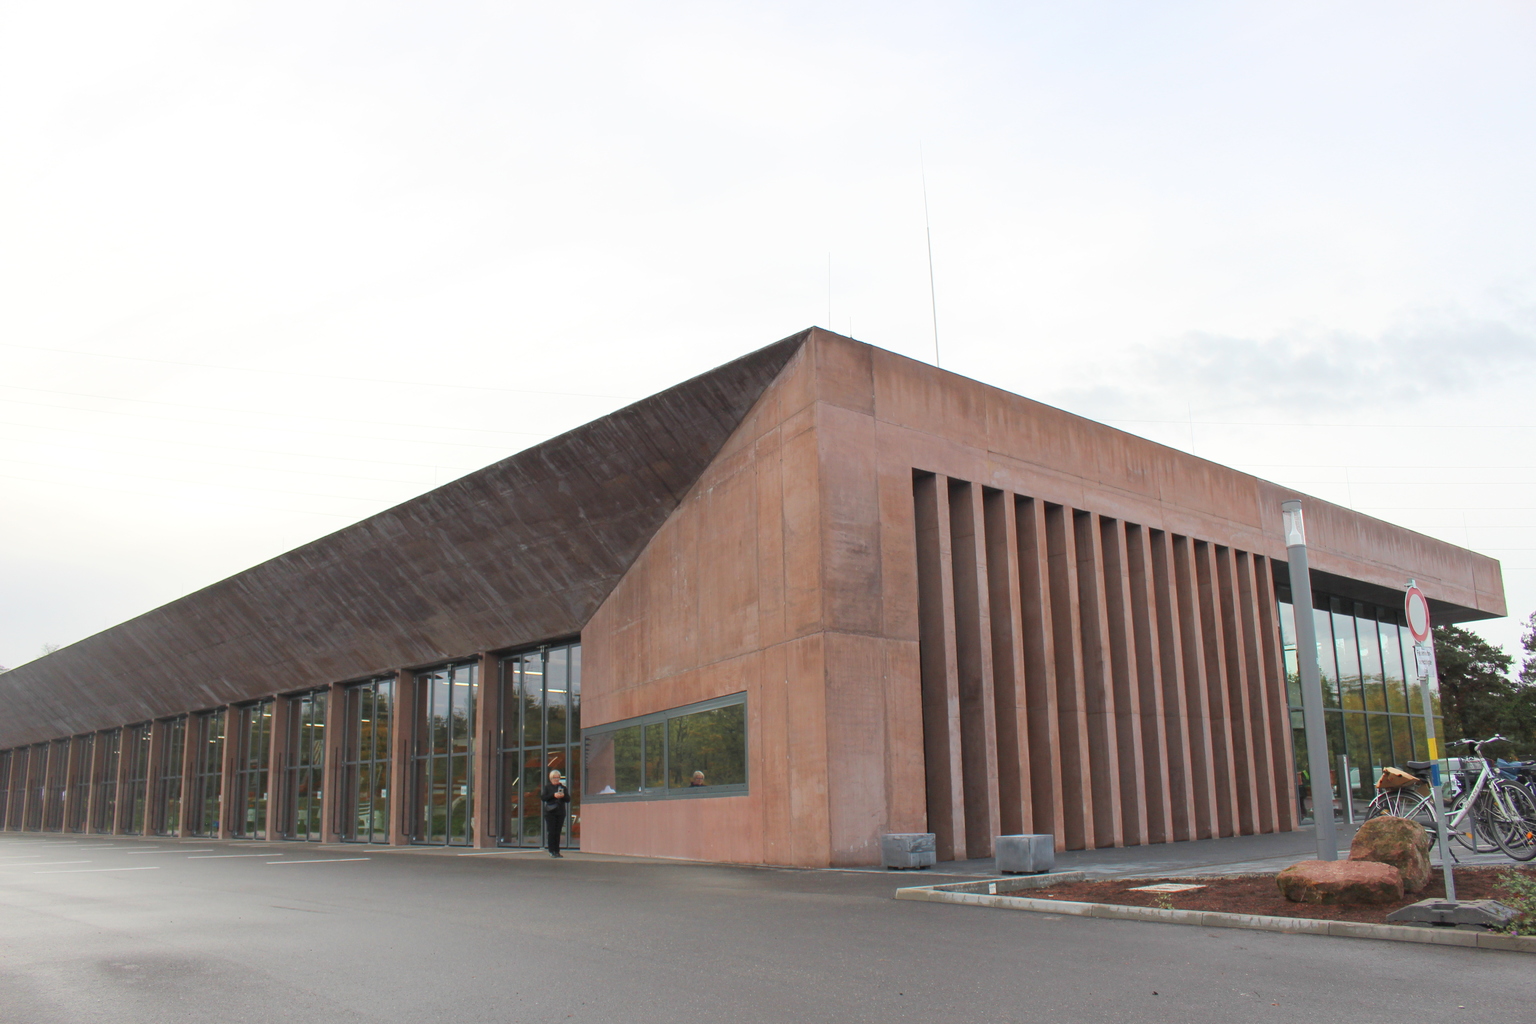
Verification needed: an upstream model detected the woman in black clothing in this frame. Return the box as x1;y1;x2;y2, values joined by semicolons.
541;768;570;858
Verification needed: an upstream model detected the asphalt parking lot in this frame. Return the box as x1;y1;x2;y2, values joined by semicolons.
0;833;1527;1024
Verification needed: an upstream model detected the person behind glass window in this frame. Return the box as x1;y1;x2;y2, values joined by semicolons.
689;771;706;787
541;768;570;858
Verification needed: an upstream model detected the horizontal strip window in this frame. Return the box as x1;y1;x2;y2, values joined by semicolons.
582;693;747;802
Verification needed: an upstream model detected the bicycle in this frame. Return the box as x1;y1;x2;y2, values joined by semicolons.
1363;735;1536;861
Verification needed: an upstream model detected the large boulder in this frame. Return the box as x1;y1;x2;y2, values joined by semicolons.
1349;815;1431;893
1276;860;1404;905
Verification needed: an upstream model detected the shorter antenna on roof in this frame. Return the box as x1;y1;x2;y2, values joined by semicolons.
920;147;940;368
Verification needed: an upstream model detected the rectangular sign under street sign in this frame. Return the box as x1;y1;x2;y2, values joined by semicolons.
1415;642;1434;679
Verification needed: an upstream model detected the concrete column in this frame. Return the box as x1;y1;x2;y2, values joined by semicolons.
1171;536;1219;840
1014;497;1064;845
912;471;965;862
85;732;108;834
1233;550;1277;833
472;652;500;849
266;699;292;841
0;750;13;830
1076;513;1125;849
1125;526;1174;845
60;738;82;832
218;706;241;840
388;669;414;846
948;479;1001;860
1193;542;1238;837
1214;546;1259;835
1100;517;1149;848
177;718;198;838
112;728;133;835
1045;504;1094;851
321;683;345;844
1252;555;1299;832
144;721;166;835
1149;530;1196;842
984;488;1030;837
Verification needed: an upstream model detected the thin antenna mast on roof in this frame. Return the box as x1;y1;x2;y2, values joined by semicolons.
920;148;940;367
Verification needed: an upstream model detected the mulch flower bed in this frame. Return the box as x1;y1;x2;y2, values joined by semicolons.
1022;866;1534;925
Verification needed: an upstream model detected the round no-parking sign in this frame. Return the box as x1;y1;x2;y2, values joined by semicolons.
1405;585;1432;643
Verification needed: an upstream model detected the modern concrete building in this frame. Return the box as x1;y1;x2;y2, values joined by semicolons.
0;330;1505;865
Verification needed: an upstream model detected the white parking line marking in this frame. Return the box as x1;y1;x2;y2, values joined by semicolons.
34;866;162;874
0;860;92;868
266;858;370;865
187;854;282;859
123;849;215;855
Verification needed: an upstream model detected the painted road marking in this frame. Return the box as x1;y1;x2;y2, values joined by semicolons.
123;849;215;855
0;860;92;868
266;858;371;865
188;854;283;859
33;866;162;874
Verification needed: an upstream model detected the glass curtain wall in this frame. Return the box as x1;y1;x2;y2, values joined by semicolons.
92;729;121;833
1278;588;1444;822
43;739;68;831
67;736;92;832
189;711;226;837
341;677;393;843
0;749;11;829
229;702;272;838
26;744;46;830
122;724;151;833
283;691;326;841
413;662;476;846
153;718;187;836
497;643;581;849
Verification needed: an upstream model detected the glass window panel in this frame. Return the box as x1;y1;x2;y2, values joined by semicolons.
1379;620;1409;713
546;648;569;747
1355;604;1386;713
569;646;582;738
667;704;746;789
643;722;665;790
522;656;545;749
1312;606;1339;707
1332;601;1362;711
1277;600;1300;707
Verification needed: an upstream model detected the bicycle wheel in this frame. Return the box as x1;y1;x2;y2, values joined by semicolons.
1490;783;1536;862
1447;790;1501;854
1365;789;1425;821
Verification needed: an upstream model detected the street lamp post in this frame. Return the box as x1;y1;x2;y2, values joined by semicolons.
1282;500;1338;862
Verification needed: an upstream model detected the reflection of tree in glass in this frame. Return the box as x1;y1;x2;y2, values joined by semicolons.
668;706;745;788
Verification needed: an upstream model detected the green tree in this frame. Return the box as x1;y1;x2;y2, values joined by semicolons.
1434;621;1536;758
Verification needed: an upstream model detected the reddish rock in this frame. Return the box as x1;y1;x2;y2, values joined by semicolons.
1276;860;1404;905
1349;815;1432;893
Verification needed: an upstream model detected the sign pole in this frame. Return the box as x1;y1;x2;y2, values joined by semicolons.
1406;580;1456;903
1281;501;1338;862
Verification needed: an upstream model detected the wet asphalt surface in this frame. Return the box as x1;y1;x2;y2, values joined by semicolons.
0;832;1528;1024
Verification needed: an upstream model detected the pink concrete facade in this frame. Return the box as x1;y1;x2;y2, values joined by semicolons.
580;330;1503;867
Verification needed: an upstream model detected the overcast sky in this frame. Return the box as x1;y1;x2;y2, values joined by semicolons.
4;1;1535;672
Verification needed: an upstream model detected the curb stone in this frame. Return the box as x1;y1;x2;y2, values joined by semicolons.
893;882;1536;952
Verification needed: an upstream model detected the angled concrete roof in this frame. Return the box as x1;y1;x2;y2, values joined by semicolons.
0;332;807;747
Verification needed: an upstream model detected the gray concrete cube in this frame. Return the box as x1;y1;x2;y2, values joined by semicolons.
995;834;1055;874
881;833;937;870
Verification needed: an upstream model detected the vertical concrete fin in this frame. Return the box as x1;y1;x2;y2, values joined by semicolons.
1015;497;1064;845
1253;555;1299;832
1076;511;1123;848
1125;525;1173;845
1215;546;1259;835
1045;503;1094;851
1100;517;1149;848
1233;551;1276;833
913;471;965;861
984;487;1029;837
1194;541;1238;837
948;479;1001;858
1170;535;1218;840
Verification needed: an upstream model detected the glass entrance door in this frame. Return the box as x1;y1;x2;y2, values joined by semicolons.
497;642;581;848
282;692;326;841
413;663;476;845
229;702;272;838
341;677;393;843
